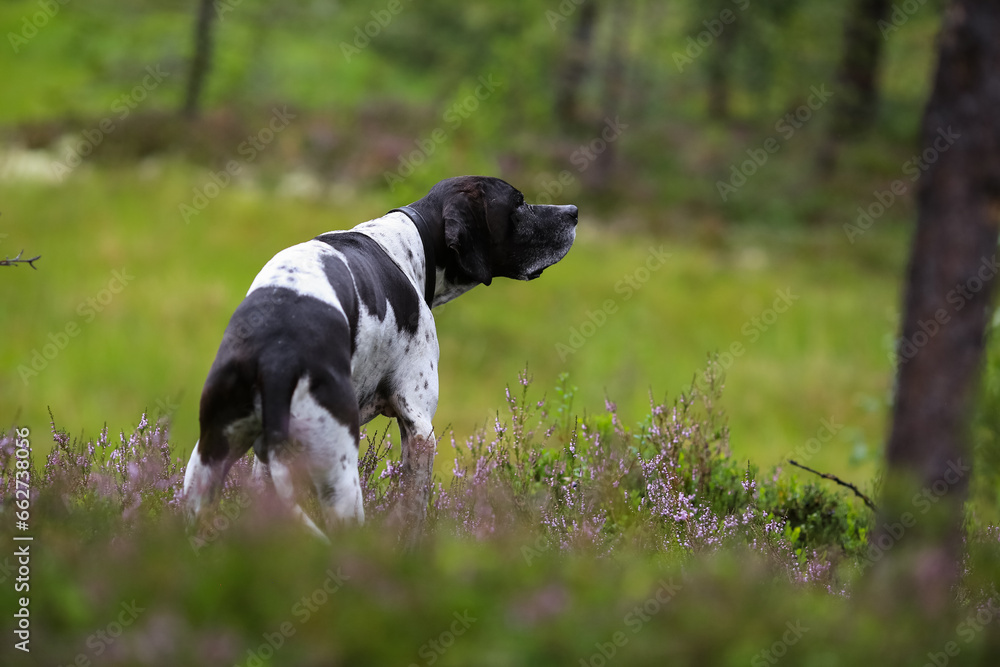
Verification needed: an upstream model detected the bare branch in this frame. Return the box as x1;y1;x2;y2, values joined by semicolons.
0;250;42;269
787;459;878;513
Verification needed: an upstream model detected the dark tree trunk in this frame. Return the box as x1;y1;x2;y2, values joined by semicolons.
872;0;1000;617
600;0;627;120
706;58;728;120
584;0;628;191
818;0;890;173
554;2;598;131
830;0;891;137
705;19;737;121
182;0;217;118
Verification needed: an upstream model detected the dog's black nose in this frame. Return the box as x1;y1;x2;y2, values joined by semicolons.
564;205;579;223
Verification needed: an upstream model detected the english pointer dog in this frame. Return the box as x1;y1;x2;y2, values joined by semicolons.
183;176;578;542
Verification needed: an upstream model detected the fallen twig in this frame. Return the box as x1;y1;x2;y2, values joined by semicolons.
0;250;41;269
787;459;878;513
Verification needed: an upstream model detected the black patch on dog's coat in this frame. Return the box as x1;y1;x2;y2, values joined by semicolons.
198;287;358;464
315;232;421;338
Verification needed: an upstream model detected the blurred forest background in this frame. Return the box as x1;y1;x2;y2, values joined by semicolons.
7;1;1000;665
0;0;961;492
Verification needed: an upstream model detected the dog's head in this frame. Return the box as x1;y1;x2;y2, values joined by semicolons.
426;176;578;289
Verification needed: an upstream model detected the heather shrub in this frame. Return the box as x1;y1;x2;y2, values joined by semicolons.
4;373;1000;666
0;412;184;530
376;366;871;590
1;365;871;586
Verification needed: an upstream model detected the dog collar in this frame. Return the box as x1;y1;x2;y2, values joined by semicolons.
389;206;436;308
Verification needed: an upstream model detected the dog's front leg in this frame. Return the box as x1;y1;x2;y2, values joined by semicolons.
395;416;436;547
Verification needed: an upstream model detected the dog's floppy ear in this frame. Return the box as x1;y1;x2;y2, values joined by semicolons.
443;186;493;286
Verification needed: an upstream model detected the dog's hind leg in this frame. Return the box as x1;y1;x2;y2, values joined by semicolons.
250;440;272;491
183;440;220;522
182;427;255;525
267;453;331;543
304;420;364;529
290;372;364;529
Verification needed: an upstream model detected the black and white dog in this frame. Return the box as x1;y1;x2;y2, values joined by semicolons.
183;176;577;540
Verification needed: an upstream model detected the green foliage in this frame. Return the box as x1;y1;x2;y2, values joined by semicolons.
2;372;998;666
0;0;944;222
970;311;1000;524
758;475;870;558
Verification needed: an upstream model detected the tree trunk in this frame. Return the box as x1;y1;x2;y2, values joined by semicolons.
705;17;737;121
830;0;891;137
554;2;598;131
872;0;1000;617
817;0;890;173
182;0;217;119
584;0;628;191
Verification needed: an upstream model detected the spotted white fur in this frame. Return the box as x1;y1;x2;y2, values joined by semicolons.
184;216;445;536
246;241;350;318
183;177;578;544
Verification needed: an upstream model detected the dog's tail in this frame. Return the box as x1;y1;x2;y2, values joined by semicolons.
254;358;301;464
254;360;330;541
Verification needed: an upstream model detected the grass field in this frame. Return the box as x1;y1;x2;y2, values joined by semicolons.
1;160;908;490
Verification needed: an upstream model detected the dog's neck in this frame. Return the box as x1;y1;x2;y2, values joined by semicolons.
353;208;467;310
388;206;437;307
388;202;481;309
431;266;480;307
